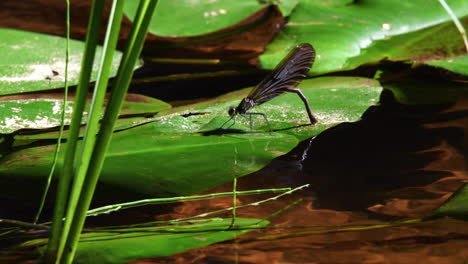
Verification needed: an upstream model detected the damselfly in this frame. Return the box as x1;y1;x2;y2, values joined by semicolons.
224;43;317;131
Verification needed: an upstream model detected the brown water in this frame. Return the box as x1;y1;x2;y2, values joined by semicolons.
122;92;468;264
1;1;468;263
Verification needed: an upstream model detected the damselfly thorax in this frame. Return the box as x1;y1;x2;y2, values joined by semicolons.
223;43;318;131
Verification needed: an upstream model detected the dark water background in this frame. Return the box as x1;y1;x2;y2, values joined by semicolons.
123;91;468;264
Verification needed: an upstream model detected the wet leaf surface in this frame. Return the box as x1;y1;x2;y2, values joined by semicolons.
0;1;286;62
0;93;170;134
0;77;381;200
426;55;468;76
0;28;124;95
124;0;298;37
260;0;468;74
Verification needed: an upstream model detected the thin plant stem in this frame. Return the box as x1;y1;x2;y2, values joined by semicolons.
148;57;222;64
437;0;468;52
85;187;291;217
44;0;106;262
34;0;71;225
0;219;50;229
169;184;310;223
235;219;432;242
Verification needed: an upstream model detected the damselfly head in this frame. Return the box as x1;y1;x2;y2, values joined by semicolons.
228;106;237;117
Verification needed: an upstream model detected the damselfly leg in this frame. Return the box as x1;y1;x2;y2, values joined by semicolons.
242;112;272;131
220;112;272;132
288;87;318;124
223;43;318;131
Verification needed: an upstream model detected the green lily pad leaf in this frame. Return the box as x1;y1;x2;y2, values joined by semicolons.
14;116;158;141
124;0;298;37
0;28;124;95
0;93;170;134
156;76;381;142
382;78;468;105
425;55;468;76
24;218;267;264
0;77;381;199
434;184;468;219
260;0;468;75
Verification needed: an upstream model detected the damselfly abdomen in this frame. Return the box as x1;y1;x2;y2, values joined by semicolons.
225;43;317;131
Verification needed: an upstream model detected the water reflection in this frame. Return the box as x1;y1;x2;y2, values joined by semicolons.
301;90;468;212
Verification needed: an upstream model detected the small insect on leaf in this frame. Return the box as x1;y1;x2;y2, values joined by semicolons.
223;43;318;131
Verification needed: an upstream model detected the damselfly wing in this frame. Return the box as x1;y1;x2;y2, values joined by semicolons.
225;43;317;131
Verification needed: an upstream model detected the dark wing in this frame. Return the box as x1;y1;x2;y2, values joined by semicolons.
247;43;315;106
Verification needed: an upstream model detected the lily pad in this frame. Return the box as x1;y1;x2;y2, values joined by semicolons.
0;93;170;134
0;28;125;95
0;77;381;199
259;0;468;75
425;55;468;76
124;0;299;37
24;218;267;264
14;116;158;141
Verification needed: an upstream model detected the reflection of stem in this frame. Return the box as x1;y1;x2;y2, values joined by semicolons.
131;70;259;84
437;0;468;53
229;145;239;228
235;218;468;242
256;199;303;225
229;177;238;228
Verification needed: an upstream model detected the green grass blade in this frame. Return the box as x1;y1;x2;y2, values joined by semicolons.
45;0;106;263
60;1;158;263
55;1;126;263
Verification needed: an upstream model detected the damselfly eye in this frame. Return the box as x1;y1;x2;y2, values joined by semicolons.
228;107;236;117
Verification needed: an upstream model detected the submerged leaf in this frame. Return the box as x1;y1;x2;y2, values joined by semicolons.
24;218;268;264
